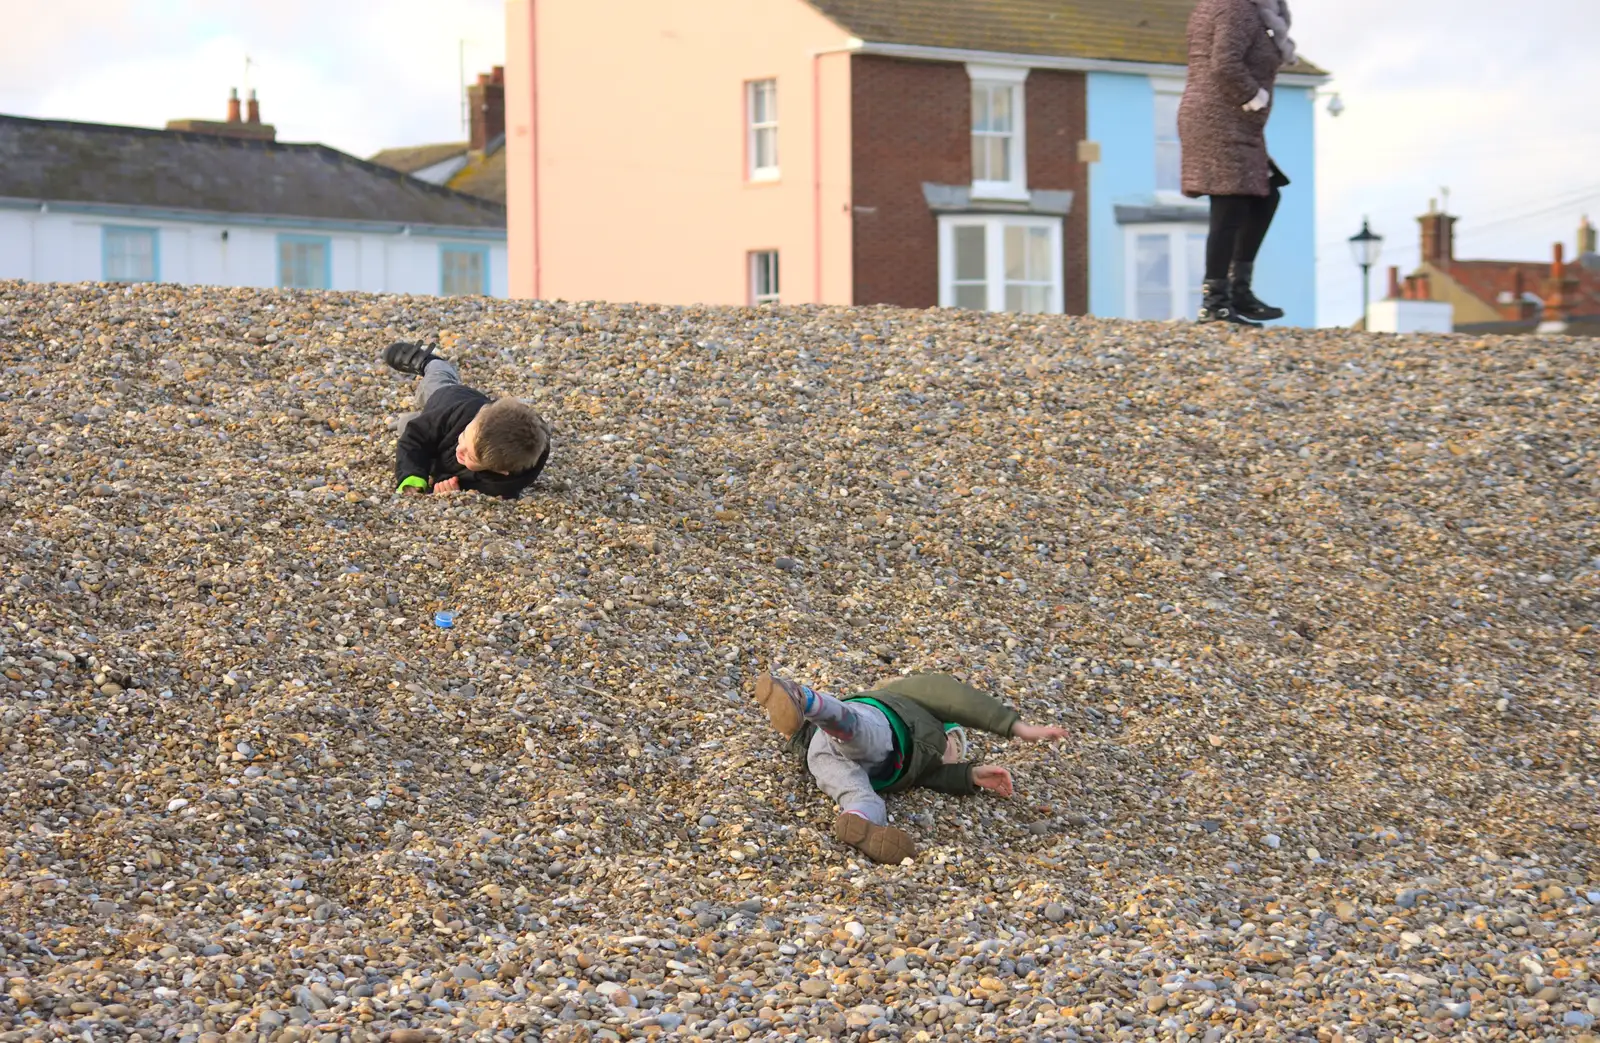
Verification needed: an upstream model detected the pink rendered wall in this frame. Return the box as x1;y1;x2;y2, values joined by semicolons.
504;0;856;306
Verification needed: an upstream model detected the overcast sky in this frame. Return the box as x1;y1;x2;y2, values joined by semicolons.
2;0;1596;326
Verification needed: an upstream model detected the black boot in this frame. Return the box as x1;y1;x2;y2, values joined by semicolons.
382;340;442;376
1197;280;1262;327
1228;262;1284;322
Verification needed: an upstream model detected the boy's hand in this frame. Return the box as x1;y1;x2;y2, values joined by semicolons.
973;765;1014;797
1011;723;1071;743
433;476;461;496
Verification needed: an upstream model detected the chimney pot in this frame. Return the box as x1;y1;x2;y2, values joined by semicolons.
1386;266;1402;299
492;64;504;84
227;87;242;123
246;88;260;124
1580;215;1598;255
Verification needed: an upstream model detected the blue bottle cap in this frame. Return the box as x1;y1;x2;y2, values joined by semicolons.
433;610;457;629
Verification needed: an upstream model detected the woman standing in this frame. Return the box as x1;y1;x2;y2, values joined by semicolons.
1179;0;1298;325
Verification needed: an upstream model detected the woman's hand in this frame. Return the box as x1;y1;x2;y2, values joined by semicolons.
1243;87;1271;112
1011;723;1071;743
973;765;1014;797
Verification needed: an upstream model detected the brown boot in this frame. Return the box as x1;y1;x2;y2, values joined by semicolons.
833;812;917;864
754;673;804;738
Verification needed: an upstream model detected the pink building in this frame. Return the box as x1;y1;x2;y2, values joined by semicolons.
503;1;1318;314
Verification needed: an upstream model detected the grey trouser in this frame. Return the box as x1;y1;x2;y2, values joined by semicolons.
807;702;896;825
393;358;462;431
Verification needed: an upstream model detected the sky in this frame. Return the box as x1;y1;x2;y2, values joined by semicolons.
1;0;1596;326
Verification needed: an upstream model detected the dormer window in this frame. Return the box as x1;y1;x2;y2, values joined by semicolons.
967;64;1029;201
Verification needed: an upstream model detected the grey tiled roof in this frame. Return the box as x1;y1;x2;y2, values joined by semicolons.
0;115;505;228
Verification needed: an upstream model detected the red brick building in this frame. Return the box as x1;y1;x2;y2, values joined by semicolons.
501;0;1323;314
1399;206;1600;335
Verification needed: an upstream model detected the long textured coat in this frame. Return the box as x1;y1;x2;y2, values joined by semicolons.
1179;0;1283;198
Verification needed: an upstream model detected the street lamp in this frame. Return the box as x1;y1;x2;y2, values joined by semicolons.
1349;219;1384;327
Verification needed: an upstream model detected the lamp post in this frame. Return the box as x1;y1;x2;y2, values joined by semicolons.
1349;219;1384;327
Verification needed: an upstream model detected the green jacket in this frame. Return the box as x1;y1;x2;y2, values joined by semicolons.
791;673;1020;797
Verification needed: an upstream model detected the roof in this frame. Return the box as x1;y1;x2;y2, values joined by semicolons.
804;0;1326;74
0;115;504;228
369;141;470;175
369;137;507;205
1444;259;1600;318
445;140;507;205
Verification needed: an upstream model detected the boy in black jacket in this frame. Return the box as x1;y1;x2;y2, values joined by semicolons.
755;671;1069;864
383;341;551;500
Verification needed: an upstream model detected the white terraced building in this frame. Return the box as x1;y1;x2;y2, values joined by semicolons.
0;107;507;297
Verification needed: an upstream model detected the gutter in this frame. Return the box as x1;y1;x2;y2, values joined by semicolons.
0;196;507;240
810;41;861;305
852;40;1331;88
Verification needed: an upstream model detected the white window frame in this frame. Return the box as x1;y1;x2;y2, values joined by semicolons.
966;63;1030;202
938;214;1063;314
1152;77;1185;200
749;250;780;305
1124;223;1209;321
747;79;779;182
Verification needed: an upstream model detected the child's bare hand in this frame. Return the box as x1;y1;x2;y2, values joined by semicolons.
973;765;1014;797
433;476;461;496
1011;723;1071;743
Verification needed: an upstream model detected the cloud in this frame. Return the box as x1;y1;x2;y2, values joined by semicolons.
1298;0;1600;323
0;0;506;156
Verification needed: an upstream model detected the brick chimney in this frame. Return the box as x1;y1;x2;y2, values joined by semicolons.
166;88;276;141
1581;215;1598;256
1544;243;1579;324
467;65;505;152
1418;198;1456;268
246;89;260;125
1385;266;1402;300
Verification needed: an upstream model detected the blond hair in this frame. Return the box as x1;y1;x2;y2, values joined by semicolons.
472;399;550;474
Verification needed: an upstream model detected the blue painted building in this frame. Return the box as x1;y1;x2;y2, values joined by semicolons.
1087;71;1321;326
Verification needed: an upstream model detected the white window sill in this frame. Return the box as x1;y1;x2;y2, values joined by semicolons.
1152;189;1190;205
749;168;781;184
970;182;1030;203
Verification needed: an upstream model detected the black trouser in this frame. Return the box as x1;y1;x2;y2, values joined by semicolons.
1205;187;1281;281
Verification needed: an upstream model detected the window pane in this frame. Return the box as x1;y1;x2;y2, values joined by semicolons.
1187;233;1208;318
971;86;989;132
754;127;777;170
751;251;779;303
1027;226;1051;280
1004;225;1025;281
1154;93;1179;141
752;81;775;124
1135;234;1172;321
954;284;987;310
105;228;156;282
442;248;485;295
954;226;985;281
988;136;1010;182
280;239;328;289
1005;284;1050;314
1155;141;1182;193
989;87;1012;132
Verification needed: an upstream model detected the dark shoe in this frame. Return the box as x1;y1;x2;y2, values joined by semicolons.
833;812;917;864
1228;262;1285;322
383;341;442;376
1197;280;1263;327
754;673;805;739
